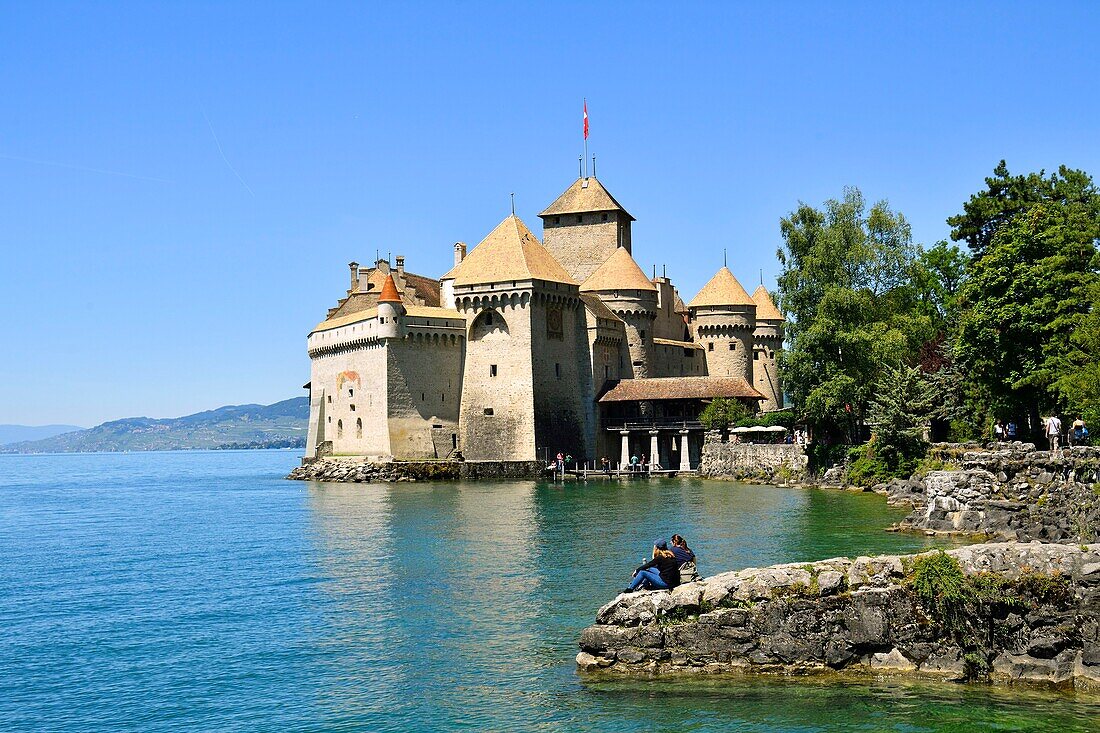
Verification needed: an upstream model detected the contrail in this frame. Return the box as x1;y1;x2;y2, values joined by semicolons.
0;153;173;184
201;107;255;198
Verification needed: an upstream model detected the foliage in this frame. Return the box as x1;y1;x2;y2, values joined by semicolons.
846;450;893;487
733;409;795;429
951;162;1099;432
1055;278;1100;426
909;551;969;622
698;397;751;430
776;188;937;441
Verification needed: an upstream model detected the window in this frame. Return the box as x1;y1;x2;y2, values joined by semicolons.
441;393;445;402
356;418;362;438
337;419;343;438
349;388;353;396
327;416;331;423
555;363;561;379
729;343;736;350
708;342;714;352
490;364;497;377
484;408;494;416
421;393;425;401
754;351;760;360
485;312;494;326
604;365;610;378
350;404;355;411
327;395;332;404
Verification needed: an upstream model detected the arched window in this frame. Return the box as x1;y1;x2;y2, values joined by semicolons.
337;419;343;438
356;418;362;439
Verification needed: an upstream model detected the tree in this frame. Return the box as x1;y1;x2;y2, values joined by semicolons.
698;398;750;431
1055;278;1100;426
955;198;1099;431
947;161;1099;256
776;188;932;441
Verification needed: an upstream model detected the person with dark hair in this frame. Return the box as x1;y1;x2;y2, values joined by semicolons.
622;539;680;593
671;534;701;583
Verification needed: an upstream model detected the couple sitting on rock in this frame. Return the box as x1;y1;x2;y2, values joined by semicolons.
622;534;701;593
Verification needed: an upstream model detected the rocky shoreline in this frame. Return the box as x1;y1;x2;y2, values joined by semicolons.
577;542;1100;691
287;457;544;482
883;444;1100;543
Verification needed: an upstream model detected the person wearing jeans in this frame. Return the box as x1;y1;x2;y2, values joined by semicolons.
623;539;681;593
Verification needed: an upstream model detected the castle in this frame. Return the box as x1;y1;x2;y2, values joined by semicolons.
303;175;784;470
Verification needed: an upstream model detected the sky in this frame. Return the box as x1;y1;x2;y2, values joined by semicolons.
1;2;1098;427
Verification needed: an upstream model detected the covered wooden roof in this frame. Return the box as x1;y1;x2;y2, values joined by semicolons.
688;267;756;308
579;246;656;293
452;215;576;287
538;177;635;221
598;377;764;403
579;293;624;323
752;285;784;321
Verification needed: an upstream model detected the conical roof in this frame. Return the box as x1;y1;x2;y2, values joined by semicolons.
579;246;656;292
378;273;402;303
687;267;756;308
752;285;784;321
538;177;635;221
452;215;575;287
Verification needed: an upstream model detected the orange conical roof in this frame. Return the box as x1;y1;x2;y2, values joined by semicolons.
378;273;401;303
579;247;656;292
687;267;755;308
751;285;784;321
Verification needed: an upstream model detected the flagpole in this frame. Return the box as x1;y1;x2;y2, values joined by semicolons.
583;98;588;178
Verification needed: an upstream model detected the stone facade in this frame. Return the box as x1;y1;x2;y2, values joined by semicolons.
300;175;786;467
577;542;1100;691
699;436;808;481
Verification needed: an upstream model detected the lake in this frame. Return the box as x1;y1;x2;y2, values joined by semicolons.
1;450;1096;732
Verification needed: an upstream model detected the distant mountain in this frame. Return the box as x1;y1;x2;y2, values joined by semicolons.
0;424;85;445
0;398;308;454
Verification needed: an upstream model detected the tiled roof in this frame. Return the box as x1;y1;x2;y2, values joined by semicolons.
752;285;784;321
538;177;635;221
598;376;764;403
579;293;624;324
310;305;464;335
653;338;703;350
403;272;442;306
453;215;575;287
378;274;401;303
579;246;656;292
688;267;756;308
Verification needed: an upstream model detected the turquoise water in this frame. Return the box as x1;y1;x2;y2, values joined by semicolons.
1;451;1096;732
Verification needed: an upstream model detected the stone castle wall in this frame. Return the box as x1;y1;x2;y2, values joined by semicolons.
577;542;1100;691
386;336;464;459
699;436;807;481
542;213;630;283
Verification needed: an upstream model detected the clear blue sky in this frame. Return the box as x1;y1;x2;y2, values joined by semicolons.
2;2;1097;427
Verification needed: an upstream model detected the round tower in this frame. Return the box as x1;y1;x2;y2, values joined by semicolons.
688;267;757;383
377;273;406;340
579;247;657;379
751;285;785;411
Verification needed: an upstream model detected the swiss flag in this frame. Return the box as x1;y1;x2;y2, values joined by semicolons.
583;99;589;140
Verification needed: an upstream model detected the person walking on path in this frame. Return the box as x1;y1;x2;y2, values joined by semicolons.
622;539;681;593
1071;417;1088;446
993;420;1005;442
630;453;639;473
1046;415;1062;451
1006;421;1018;441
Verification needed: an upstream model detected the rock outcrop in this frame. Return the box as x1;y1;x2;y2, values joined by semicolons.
577;542;1100;691
699;433;808;482
885;445;1100;542
287;458;544;482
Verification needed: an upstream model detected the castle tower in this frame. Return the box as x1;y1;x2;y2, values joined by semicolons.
579;247;657;379
688;267;757;384
452;215;593;461
539;177;635;284
751;285;785;411
376;273;405;340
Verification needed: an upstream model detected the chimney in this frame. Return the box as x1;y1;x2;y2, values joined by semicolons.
348;261;360;292
454;242;467;268
395;255;405;278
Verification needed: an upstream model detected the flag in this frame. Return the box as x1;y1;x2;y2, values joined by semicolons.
583;99;589;140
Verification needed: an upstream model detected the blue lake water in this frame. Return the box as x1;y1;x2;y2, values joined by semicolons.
1;450;1097;732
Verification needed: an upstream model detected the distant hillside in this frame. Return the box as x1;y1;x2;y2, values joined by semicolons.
0;398;308;454
0;424;85;445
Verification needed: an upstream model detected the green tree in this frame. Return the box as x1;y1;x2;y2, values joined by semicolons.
776;188;932;441
955;197;1099;429
698;397;750;431
948;160;1099;256
1055;279;1100;426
